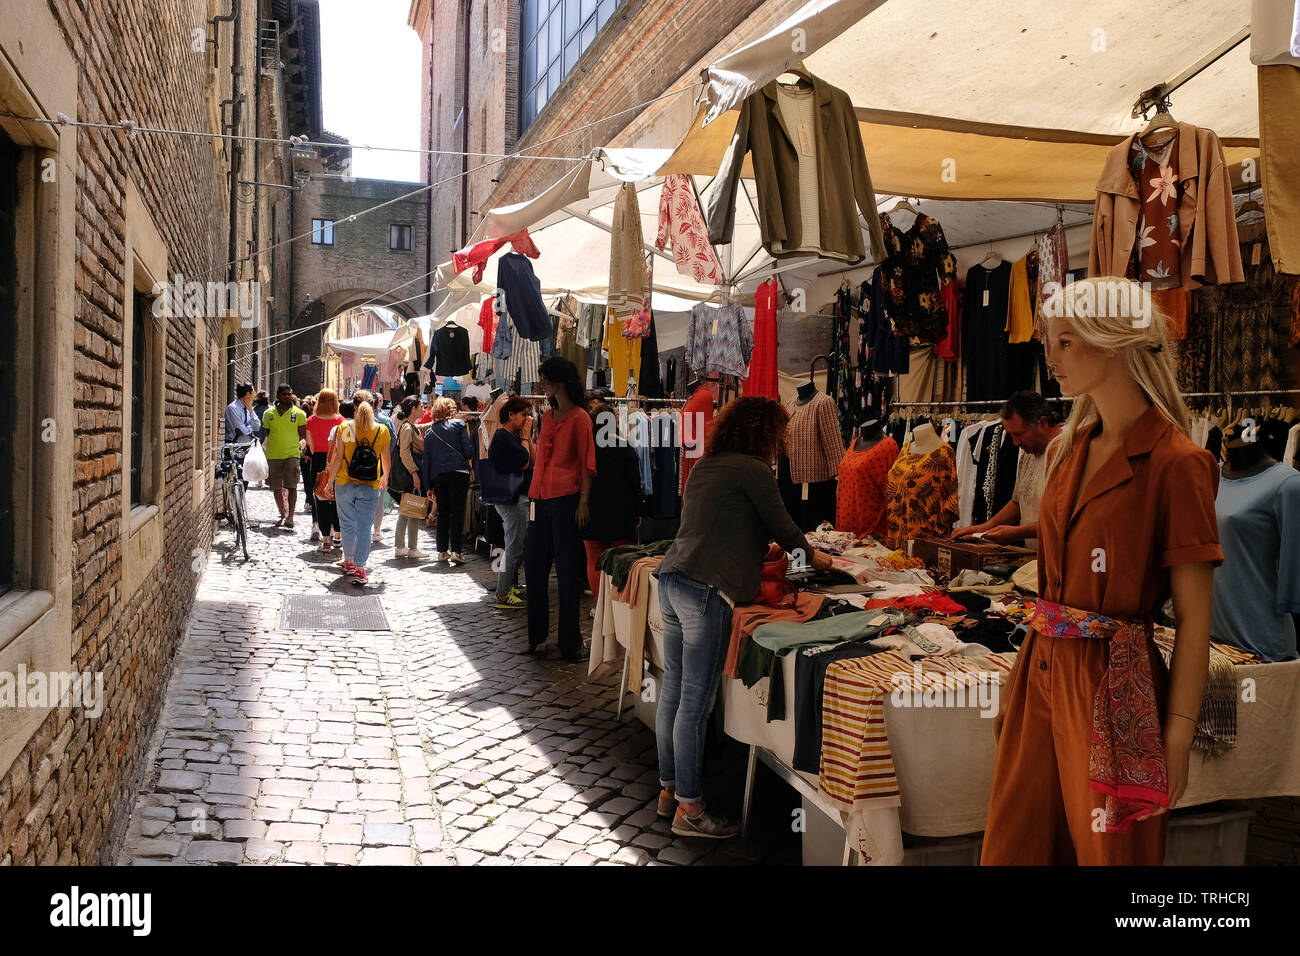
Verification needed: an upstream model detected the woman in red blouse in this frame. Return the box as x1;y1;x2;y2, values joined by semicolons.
524;357;598;661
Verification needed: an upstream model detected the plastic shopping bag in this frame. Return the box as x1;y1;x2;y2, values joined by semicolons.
242;443;269;482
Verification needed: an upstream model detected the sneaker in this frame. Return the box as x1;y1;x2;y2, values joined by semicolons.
394;548;410;557
310;528;321;542
334;558;352;571
348;566;369;587
371;533;383;545
408;549;430;559
657;789;677;819
448;552;465;566
495;590;525;610
320;540;333;553
507;585;526;606
671;807;737;840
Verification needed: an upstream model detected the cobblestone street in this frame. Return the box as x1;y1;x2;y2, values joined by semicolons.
116;487;797;866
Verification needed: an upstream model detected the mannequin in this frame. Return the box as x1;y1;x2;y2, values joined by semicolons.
680;376;718;495
854;418;884;452
1222;431;1274;478
781;361;843;531
798;354;831;406
883;421;958;548
1211;423;1300;661
908;422;942;455
837;417;899;539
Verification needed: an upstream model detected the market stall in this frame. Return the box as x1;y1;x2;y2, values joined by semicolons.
435;0;1300;865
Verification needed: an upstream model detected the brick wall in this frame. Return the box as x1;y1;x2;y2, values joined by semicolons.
0;0;248;865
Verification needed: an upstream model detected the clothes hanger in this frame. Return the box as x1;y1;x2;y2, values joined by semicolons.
775;63;815;88
1139;97;1178;147
980;243;1003;266
884;197;923;223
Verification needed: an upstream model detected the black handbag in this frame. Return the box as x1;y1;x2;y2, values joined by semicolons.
478;454;527;505
389;422;415;494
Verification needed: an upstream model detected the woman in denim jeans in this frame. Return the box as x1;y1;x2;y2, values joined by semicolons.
654;397;833;838
487;396;534;609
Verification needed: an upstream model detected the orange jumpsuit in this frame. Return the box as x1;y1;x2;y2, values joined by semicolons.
981;405;1223;865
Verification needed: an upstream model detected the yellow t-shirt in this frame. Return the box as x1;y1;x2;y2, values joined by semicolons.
335;422;390;488
1006;254;1038;344
602;309;643;394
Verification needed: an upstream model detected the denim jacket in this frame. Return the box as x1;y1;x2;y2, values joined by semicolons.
421;419;475;485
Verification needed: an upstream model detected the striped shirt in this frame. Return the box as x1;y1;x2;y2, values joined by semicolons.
819;649;1016;811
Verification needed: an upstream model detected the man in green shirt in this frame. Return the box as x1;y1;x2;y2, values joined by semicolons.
262;383;308;529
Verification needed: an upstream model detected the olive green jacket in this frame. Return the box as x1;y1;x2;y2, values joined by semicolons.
704;75;886;266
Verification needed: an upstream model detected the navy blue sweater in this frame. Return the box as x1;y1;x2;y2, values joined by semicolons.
421;419;475;485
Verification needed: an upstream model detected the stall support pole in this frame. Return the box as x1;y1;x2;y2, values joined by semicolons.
740;745;758;839
614;650;629;720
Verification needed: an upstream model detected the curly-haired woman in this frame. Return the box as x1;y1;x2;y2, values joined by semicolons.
653;396;833;838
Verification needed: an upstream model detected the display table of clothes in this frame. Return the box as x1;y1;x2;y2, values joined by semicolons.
589;535;1300;865
720;541;1300;865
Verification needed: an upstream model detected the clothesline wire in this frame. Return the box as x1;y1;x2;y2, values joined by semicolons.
0;111;591;162
5;81;708;285
223;269;440;369
215;79;706;280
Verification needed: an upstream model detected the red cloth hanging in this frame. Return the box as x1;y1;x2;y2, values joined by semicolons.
935;279;960;361
478;296;497;354
743;277;780;398
452;229;541;284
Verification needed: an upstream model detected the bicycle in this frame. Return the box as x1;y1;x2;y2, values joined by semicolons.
215;442;253;560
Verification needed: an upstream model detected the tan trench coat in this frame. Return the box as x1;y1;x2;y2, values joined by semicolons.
1089;122;1244;289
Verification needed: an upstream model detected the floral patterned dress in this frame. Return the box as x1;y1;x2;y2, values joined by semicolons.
875;214;959;344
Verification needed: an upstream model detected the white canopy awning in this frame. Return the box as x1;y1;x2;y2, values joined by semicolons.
325;331;401;356
433;0;1262;314
669;0;1259;202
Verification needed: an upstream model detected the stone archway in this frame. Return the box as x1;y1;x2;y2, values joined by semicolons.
274;287;425;396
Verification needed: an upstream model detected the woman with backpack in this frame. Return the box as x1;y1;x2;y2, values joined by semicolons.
322;397;391;586
420;397;476;565
389;395;429;560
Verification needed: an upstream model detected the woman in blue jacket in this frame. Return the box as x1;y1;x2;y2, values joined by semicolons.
421;397;476;565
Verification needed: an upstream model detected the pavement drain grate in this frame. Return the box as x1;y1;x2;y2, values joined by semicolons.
279;594;391;631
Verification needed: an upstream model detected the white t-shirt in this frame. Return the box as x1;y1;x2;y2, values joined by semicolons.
1012;450;1047;551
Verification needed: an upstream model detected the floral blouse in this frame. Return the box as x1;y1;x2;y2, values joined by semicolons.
875;213;958;343
656;174;723;285
883;441;959;550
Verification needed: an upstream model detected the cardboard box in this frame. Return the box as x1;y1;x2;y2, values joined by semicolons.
909;537;1036;583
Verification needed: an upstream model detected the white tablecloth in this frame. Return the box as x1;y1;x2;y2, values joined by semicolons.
589;571;663;682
